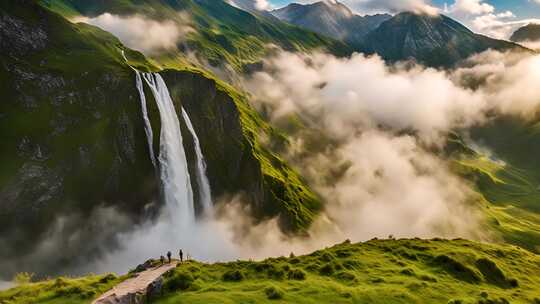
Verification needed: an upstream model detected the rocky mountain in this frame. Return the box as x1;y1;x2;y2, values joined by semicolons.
510;23;540;42
271;1;391;47
362;12;524;67
0;0;319;278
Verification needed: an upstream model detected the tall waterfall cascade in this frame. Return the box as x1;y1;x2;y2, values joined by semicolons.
129;51;215;221
135;71;157;169
181;108;213;214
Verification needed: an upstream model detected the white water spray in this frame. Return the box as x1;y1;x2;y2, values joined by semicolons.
141;72;195;222
181;108;213;214
135;71;157;168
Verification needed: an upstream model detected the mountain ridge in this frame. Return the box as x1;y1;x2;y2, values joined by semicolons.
362;11;526;67
271;1;391;47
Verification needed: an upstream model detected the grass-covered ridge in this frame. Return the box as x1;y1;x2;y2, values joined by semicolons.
40;0;352;71
0;273;122;304
157;239;540;304
448;125;540;254
3;239;539;304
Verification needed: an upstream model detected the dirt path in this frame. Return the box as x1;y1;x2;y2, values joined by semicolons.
92;262;177;304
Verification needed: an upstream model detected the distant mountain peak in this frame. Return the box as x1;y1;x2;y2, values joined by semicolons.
510;23;540;42
271;1;391;46
363;11;522;67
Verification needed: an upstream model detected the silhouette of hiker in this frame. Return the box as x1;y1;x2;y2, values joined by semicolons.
160;255;165;265
179;249;183;263
167;251;172;263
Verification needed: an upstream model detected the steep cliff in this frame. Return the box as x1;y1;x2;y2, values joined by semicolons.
0;1;319;278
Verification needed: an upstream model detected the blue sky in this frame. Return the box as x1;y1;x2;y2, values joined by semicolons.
269;0;540;19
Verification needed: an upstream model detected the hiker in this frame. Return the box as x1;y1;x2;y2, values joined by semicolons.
167;251;172;263
179;249;183;263
160;255;165;265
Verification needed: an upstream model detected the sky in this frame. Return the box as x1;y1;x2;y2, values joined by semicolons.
263;0;540;39
270;0;540;17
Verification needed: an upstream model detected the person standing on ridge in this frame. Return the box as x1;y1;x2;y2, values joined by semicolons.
179;249;183;263
167;251;172;263
160;255;165;265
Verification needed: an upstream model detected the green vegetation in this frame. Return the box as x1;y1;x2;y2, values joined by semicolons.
37;0;322;233
0;273;122;304
6;239;538;304
449;122;540;253
155;239;540;304
219;81;321;231
40;0;352;71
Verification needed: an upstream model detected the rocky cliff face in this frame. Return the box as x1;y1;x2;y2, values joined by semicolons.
0;1;319;278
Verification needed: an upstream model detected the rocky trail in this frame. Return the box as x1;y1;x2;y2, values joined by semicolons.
92;262;177;304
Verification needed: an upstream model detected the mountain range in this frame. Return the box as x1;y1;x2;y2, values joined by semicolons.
271;1;391;48
271;1;525;67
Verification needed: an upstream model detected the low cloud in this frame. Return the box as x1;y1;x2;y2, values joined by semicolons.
73;13;192;54
80;49;540;274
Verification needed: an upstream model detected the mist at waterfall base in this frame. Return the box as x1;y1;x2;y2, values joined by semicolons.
90;72;224;274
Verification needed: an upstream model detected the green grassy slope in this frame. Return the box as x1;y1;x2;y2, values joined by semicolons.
3;239;539;304
0;273;122;304
40;0;352;70
449;120;540;253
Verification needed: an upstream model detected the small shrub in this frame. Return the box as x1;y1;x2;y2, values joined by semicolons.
400;268;415;276
335;249;352;258
319;263;335;276
370;277;385;283
305;263;320;272
166;271;194;291
54;277;69;288
341;291;353;298
287;268;306;280
433;255;481;283
82;290;96;299
320;252;335;262
335;271;356;282
342;259;361;270
264;285;284;300
507;278;519;288
447;300;463;304
222;269;245;282
475;258;509;287
13;272;34;285
267;265;285;280
99;273;117;283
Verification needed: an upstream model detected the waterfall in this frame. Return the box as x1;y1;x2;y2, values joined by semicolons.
181;108;213;214
135;71;157;169
141;72;195;222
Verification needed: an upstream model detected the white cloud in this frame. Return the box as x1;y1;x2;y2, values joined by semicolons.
73;13;192;54
448;0;494;16
228;0;272;11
